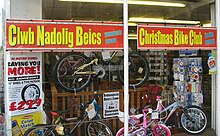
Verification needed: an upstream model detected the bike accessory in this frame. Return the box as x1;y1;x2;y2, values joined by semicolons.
179;61;184;66
194;67;199;73
194;74;199;80
191;74;195;80
199;67;203;73
173;73;179;80
178;67;185;74
191;66;195;72
173;64;179;72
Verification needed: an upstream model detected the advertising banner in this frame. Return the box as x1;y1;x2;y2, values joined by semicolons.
6;52;43;116
137;25;217;50
11;112;42;135
6;20;123;51
103;92;119;118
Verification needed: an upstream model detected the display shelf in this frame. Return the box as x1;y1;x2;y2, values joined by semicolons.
145;50;171;85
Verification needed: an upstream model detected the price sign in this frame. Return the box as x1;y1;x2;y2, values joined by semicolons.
9;98;42;111
151;111;159;119
86;103;96;119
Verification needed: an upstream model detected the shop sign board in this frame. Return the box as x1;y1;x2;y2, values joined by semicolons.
6;20;123;51
179;50;197;56
103;92;119;118
5;52;43;116
137;25;217;50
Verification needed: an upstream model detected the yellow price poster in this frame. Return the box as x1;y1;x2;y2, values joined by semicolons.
11;112;42;135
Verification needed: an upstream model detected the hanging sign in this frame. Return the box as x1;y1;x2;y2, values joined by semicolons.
6;20;123;51
137;25;217;50
179;50;197;56
103;92;119;118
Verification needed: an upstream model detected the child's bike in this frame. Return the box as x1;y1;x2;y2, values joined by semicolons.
116;95;171;136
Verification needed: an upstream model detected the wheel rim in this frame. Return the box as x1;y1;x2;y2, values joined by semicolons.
87;121;113;136
56;54;92;92
118;54;149;88
181;108;207;134
26;127;55;136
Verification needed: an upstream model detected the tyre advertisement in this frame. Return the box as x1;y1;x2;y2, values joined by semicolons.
5;52;43;116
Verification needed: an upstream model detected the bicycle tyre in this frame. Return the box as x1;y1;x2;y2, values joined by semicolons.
87;120;114;136
180;105;208;134
117;53;149;88
23;124;57;136
152;124;171;136
21;83;40;102
116;127;125;136
53;52;92;93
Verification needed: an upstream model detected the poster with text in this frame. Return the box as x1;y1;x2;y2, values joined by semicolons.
6;52;43;116
103;92;119;118
11;112;42;135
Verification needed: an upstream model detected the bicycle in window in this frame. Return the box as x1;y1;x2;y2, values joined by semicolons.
53;51;150;93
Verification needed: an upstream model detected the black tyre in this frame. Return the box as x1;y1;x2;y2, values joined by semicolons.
117;53;149;88
53;53;92;93
87;120;114;136
23;124;57;136
180;105;208;134
21;84;40;102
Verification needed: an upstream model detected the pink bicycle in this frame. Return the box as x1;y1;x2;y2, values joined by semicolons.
116;96;171;136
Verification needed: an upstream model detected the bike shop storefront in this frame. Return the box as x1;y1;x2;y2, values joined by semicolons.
4;19;217;135
4;19;125;135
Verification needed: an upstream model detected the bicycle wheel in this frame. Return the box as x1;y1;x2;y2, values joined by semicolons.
53;53;92;92
152;124;171;136
117;53;149;88
180;105;208;134
87;120;114;136
116;127;125;136
23;124;57;136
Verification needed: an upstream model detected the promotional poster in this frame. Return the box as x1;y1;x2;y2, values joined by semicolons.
6;52;43;116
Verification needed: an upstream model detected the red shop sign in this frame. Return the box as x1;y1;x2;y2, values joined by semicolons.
137;25;217;50
6;20;123;51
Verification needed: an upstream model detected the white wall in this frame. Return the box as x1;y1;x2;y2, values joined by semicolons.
10;0;42;19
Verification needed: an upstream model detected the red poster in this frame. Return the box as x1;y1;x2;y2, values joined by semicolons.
6;20;123;51
137;25;217;50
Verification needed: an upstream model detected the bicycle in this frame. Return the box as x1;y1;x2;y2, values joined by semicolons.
159;86;208;134
53;51;149;93
116;95;171;136
23;95;114;136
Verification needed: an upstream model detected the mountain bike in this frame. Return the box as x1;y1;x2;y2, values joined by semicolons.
53;51;149;93
159;86;208;134
23;95;114;136
116;96;171;136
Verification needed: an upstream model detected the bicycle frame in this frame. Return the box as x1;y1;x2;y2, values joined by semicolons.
45;98;102;135
72;51;118;76
160;101;179;124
